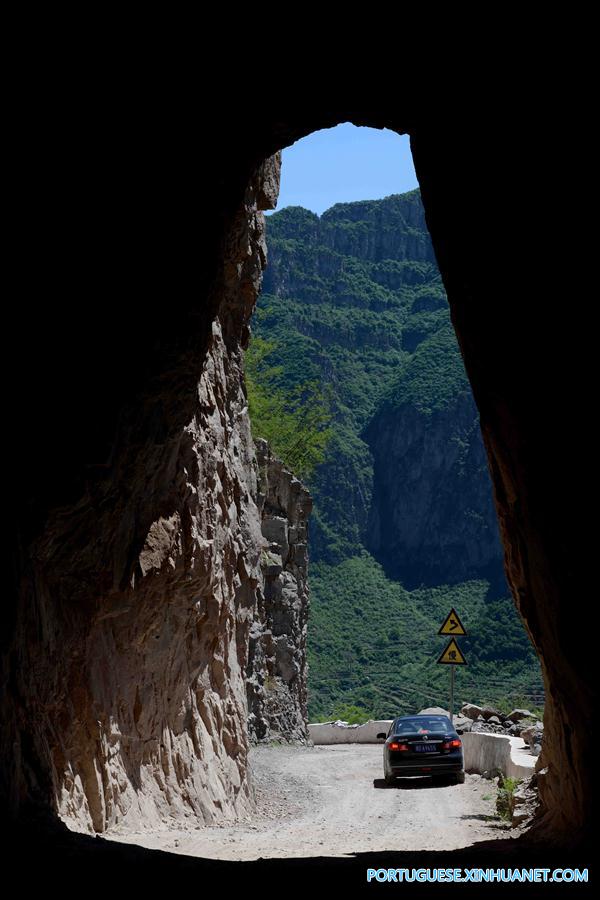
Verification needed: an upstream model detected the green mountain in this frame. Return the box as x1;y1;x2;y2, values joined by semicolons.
249;191;543;721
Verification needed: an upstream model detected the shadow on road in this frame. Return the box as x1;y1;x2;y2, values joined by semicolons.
3;819;592;895
459;813;502;823
458;813;512;830
373;775;454;791
373;777;456;790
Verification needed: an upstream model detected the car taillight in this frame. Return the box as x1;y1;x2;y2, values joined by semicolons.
441;739;462;750
389;742;409;751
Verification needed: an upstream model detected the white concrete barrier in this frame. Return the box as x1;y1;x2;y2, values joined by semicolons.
308;720;392;744
462;732;536;781
309;721;537;783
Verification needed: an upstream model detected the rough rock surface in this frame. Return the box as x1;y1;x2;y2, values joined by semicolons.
459;703;542;741
507;709;533;723
480;706;503;721
366;391;504;587
461;704;486;721
2;155;283;834
247;439;312;743
453;716;472;733
521;725;544;757
512;773;541;828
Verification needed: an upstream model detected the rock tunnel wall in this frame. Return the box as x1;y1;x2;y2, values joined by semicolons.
2;156;286;834
4;98;590;849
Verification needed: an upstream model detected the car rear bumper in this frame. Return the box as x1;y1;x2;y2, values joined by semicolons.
389;762;463;776
387;749;464;777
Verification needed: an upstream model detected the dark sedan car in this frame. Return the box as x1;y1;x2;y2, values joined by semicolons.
377;714;465;785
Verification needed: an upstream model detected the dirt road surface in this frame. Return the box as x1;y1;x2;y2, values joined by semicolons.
107;744;512;860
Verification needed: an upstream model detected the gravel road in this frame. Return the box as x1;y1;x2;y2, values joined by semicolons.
108;744;512;860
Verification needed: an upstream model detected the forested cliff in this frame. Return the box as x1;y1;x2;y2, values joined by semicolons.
249;191;542;720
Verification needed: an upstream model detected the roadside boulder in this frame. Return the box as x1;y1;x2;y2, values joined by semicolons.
418;706;449;717
460;703;484;720
472;720;506;735
481;706;503;721
521;724;544;755
453;715;472;733
507;709;533;723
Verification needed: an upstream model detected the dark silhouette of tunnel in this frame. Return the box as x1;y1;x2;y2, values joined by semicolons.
4;79;590;890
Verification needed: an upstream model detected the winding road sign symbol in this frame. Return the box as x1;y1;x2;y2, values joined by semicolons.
438;608;467;636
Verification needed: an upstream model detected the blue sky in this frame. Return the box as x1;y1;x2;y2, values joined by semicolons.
267;124;419;217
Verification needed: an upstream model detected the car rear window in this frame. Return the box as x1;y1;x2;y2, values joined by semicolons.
394;716;451;734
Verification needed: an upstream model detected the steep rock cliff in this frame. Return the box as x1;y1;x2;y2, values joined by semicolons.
258;193;460;566
2;156;282;835
247;439;312;743
365;388;504;588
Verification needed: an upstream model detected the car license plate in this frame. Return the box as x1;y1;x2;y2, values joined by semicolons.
415;743;436;752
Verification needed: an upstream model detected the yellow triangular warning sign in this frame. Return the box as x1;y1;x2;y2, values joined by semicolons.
438;607;467;636
437;638;467;666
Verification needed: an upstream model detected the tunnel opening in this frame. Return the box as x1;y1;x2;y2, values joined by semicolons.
245;125;543;734
242;114;589;854
4;100;591;880
186;124;545;861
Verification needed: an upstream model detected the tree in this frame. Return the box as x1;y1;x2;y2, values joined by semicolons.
244;336;333;481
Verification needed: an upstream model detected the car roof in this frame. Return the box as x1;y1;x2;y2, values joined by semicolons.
396;714;449;720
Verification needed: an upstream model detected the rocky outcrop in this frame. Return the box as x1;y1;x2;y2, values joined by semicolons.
2;155;283;834
263;192;436;306
365;388;504;587
247;439;312;743
512;773;541;828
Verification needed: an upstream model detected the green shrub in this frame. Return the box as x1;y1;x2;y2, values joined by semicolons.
496;775;522;821
325;703;373;725
493;696;544;721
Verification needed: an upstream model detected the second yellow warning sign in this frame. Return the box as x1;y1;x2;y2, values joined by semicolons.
437;638;467;666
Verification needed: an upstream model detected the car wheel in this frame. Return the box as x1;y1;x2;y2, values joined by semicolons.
454;771;465;784
384;773;396;786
